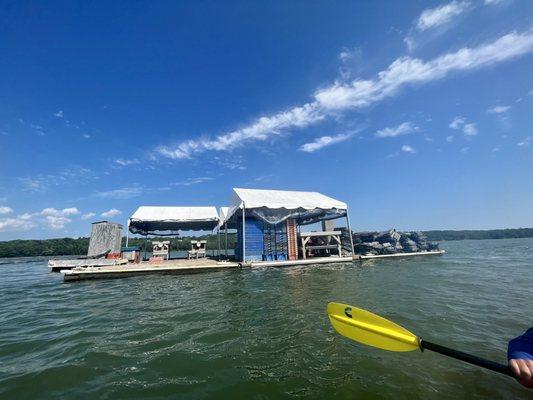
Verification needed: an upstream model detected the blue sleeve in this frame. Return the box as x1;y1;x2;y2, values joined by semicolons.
508;328;533;361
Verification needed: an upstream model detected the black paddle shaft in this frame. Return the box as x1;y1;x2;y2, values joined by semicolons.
420;339;514;377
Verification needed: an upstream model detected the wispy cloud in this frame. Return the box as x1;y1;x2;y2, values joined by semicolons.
460;146;470;153
517;137;531;147
157;103;324;159
404;1;471;51
101;208;121;218
115;158;140;166
416;1;470;32
450;117;477;136
487;105;511;114
401;144;416;154
94;187;142;199
299;133;353;153
446;135;454;142
54;110;64;118
0;206;13;215
375;122;418;138
172;177;214;186
82;133;91;139
18;167;96;193
316;31;533;111
81;212;96;220
337;47;362;79
463;123;478;136
156;30;533;160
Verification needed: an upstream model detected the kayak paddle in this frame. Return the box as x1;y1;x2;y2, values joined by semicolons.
327;302;513;377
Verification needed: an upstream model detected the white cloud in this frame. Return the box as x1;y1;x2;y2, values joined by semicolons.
337;47;362;79
299;133;353;153
157;102;324;159
492;146;500;152
44;216;71;229
157;30;533;160
38;207;79;229
460;146;470;153
449;116;465;129
517;137;531;147
172;177;213;186
81;212;97;220
315;31;533;111
54;110;64;118
94;187;142;199
484;0;505;5
101;208;122;218
82;133;91;139
0;216;36;232
375;122;417;138
115;158;140;166
449;117;477;136
416;1;470;31
446;135;454;142
463;123;478;136
0;206;13;215
18;167;96;193
487;105;511;114
40;207;80;217
401;145;416;154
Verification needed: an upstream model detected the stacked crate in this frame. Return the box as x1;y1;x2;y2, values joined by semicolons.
236;217;264;262
262;222;289;261
286;219;298;260
274;222;288;260
263;223;275;261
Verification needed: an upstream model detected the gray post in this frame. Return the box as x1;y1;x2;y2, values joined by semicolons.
125;219;130;247
217;228;221;258
242;203;246;262
224;222;228;258
345;209;355;258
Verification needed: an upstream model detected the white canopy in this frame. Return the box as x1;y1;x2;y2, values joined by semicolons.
217;207;230;228
222;188;348;226
128;206;219;234
231;188;347;210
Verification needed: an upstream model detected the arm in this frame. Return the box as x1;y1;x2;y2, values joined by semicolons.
508;328;533;389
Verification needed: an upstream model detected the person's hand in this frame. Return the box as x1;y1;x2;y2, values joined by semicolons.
509;358;533;389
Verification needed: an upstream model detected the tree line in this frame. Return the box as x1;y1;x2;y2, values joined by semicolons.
0;235;237;258
1;228;532;258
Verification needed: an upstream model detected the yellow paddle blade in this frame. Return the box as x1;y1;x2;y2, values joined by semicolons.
327;302;420;352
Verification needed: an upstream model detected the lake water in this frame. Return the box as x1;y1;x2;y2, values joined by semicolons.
0;238;532;399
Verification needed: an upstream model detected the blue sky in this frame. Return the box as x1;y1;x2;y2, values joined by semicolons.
1;0;533;240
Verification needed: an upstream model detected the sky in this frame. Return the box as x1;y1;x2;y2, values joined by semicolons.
1;0;533;240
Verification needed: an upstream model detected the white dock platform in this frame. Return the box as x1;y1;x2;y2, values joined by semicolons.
60;250;444;282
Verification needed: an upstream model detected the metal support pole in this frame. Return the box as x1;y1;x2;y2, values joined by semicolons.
125;219;130;247
217;228;221;259
242;203;246;262
225;222;228;258
346;209;355;258
143;234;148;261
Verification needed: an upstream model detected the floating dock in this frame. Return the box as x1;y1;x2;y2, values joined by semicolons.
49;258;128;272
61;250;444;282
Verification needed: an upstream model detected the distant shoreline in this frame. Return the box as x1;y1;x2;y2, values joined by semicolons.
0;228;532;258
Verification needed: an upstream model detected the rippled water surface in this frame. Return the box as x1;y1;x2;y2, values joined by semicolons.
1;238;532;399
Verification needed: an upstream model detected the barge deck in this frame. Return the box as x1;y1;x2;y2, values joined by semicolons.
61;250;445;281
